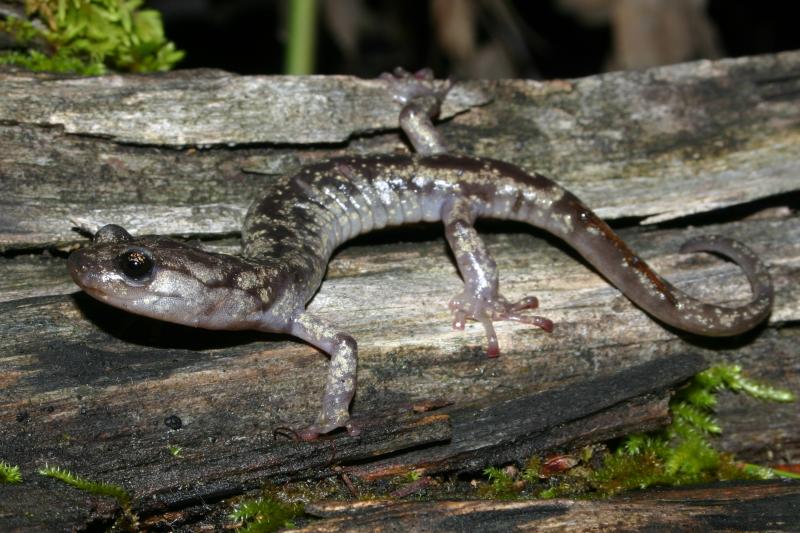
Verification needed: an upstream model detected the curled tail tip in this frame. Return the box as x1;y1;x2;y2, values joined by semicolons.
678;235;771;285
681;233;772;284
679;234;747;255
677;234;774;335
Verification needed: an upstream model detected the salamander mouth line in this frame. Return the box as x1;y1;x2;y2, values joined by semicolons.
82;286;108;300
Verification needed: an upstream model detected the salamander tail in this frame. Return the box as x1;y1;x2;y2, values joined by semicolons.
673;235;773;336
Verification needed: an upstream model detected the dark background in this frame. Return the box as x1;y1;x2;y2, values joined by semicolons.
151;0;800;78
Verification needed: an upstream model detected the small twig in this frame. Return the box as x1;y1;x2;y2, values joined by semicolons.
390;476;432;498
334;466;359;497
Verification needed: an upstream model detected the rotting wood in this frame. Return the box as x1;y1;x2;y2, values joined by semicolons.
0;352;702;526
0;70;490;146
0;215;797;477
346;353;703;481
299;480;800;532
1;51;799;530
2;52;800;248
1;218;796;471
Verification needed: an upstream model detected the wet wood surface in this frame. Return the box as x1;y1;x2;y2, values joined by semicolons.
1;51;799;530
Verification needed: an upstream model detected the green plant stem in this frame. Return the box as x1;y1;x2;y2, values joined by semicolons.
38;465;138;528
284;0;317;74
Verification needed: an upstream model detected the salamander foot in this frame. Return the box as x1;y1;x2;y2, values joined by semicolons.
294;412;360;441
380;67;453;154
380;67;452;104
449;292;554;357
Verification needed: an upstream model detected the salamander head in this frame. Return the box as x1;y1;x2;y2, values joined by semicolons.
68;224;280;331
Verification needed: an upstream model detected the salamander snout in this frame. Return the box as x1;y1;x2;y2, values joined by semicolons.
67;247;118;299
67;248;92;288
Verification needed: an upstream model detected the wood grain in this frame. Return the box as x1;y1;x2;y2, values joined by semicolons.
2;52;800;248
0;51;798;530
300;480;800;532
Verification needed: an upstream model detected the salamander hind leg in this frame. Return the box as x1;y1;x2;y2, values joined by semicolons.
290;312;359;440
443;197;553;357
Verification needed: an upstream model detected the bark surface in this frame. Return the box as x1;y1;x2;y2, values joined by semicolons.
1;51;798;530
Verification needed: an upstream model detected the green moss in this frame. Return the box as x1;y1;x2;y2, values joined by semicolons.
586;364;796;495
697;364;795;402
520;456;542;483
0;16;41;43
167;444;183;458
0;460;22;484
478;364;796;499
0;0;183;74
404;469;422;482
230;497;303;533
481;466;518;499
38;465;138;529
0;48;106;75
604;365;792;490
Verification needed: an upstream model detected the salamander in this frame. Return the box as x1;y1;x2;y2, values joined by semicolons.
68;69;773;439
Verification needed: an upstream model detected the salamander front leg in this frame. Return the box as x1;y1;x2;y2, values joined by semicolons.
290;312;358;440
381;67;452;155
442;197;553;357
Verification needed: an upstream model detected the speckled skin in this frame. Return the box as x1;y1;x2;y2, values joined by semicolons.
68;70;773;439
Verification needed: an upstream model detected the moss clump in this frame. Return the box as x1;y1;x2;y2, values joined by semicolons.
0;0;183;74
481;466;519;499
593;364;797;494
478;364;797;499
229;497;303;533
0;460;23;484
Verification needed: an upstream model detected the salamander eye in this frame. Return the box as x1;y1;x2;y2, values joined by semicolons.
118;249;154;281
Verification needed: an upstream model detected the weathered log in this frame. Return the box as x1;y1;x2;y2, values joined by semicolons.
300;480;800;532
2;52;800;248
0;352;703;528
1;51;799;530
346;353;703;481
0;69;490;146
